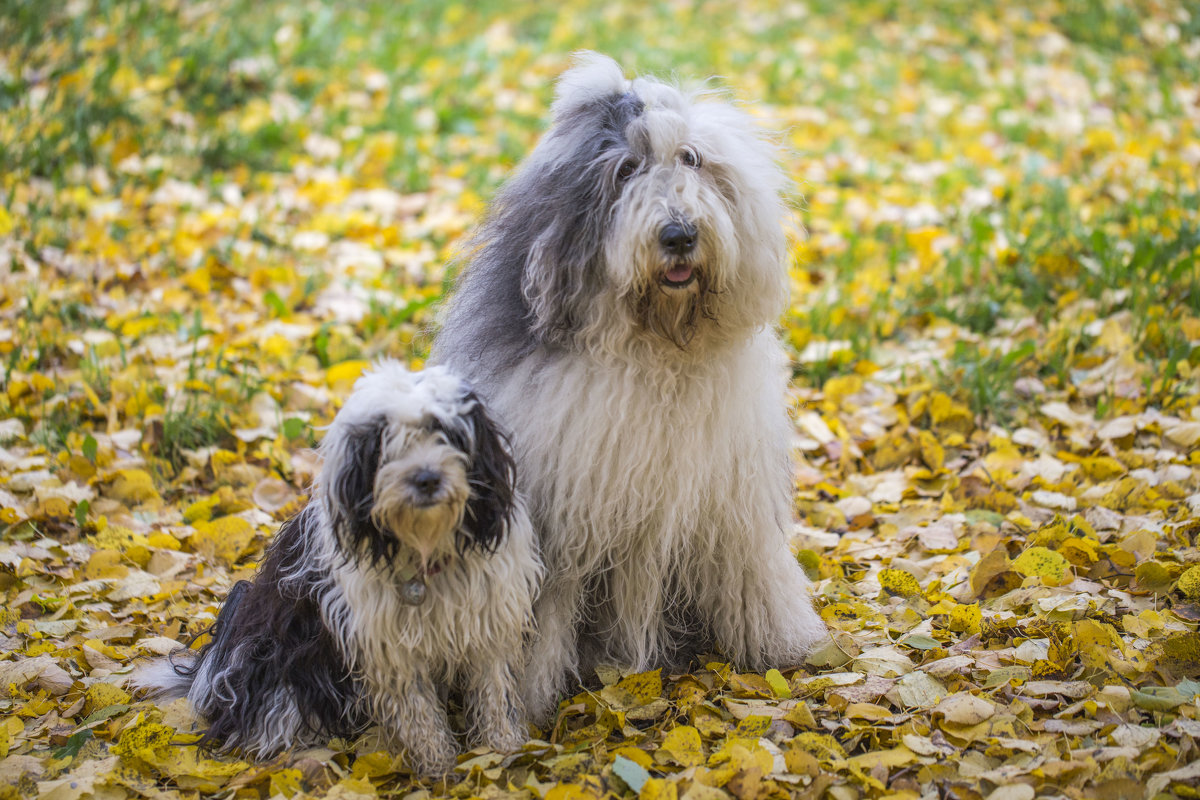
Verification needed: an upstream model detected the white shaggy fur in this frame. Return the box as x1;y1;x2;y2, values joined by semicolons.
135;362;542;775
432;53;829;723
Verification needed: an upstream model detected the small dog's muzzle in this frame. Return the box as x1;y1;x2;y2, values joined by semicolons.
408;468;444;504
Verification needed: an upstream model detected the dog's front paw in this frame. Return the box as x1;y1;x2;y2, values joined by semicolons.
403;736;459;778
478;719;527;754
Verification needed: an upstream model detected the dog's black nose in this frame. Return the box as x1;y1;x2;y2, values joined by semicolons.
409;469;442;496
659;221;697;256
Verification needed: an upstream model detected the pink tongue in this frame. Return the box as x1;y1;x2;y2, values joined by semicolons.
665;265;693;283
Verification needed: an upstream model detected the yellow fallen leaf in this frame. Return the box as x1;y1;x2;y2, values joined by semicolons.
853;645;914;677
1123;608;1167;638
929;392;974;434
783;700;817;729
83;682;131;716
210;449;263;486
1120;528;1157;561
182;485;250;524
1134;561;1174;594
639;777;678;800
1078;456;1125;481
764;668;791;699
969;548;1017;599
82;549;128;580
111;718;175;764
788;731;847;761
1074;619;1125;672
105;469;160;504
917;430;945;471
844;702;892;721
934;693;994;725
1012;546;1070;584
617;669;663;704
350;751;407;780
708;738;772;774
182;494;221;524
324;777;378;800
822;374;863;407
733;715;772;738
658;725;704;768
89;523;149;551
879;568;922;598
612;746;654;769
269;767;304;798
896;670;947;709
327;359;371;388
1176;565;1200;600
1156;632;1200;676
544;779;605;800
783;744;819;777
0;717;23;758
1058;536;1100;567
846;744;917;772
155;745;252;791
146;531;181;551
190;515;256;566
948;603;982;635
1165;421;1200;448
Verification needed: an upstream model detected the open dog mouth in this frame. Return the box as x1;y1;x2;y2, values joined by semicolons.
410;496;443;509
662;263;698;288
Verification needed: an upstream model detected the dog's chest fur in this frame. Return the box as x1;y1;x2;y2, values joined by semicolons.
490;331;793;574
322;540;536;680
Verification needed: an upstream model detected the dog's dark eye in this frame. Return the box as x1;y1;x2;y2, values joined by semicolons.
680;146;701;169
616;159;639;182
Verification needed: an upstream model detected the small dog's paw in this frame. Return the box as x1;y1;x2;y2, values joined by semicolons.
404;741;458;778
479;720;527;754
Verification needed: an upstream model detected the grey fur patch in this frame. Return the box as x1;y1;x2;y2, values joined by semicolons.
432;92;645;378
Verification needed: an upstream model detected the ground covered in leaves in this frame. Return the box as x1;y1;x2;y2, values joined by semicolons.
2;1;1200;798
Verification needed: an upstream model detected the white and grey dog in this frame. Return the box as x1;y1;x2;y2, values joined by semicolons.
432;53;828;722
136;362;541;775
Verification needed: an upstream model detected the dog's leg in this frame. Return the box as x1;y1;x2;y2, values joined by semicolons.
699;532;828;670
368;674;458;776
742;545;827;667
520;577;581;725
463;655;526;753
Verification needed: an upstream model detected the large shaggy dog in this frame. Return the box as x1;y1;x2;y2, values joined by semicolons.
136;363;541;775
432;53;828;722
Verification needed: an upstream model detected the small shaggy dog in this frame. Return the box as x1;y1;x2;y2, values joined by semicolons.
432;53;829;722
136;362;541;775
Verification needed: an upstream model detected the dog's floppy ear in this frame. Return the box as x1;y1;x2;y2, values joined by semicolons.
446;392;516;555
522;220;598;343
520;87;645;344
323;417;396;565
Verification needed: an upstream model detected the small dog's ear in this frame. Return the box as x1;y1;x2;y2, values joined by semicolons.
454;393;516;554
324;418;395;565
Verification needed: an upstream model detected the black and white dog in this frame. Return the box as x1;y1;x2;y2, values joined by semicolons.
433;53;829;722
136;362;541;775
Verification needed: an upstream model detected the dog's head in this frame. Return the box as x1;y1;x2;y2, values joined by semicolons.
318;362;516;571
474;52;789;354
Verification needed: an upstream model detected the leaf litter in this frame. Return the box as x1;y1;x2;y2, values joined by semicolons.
2;0;1200;798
